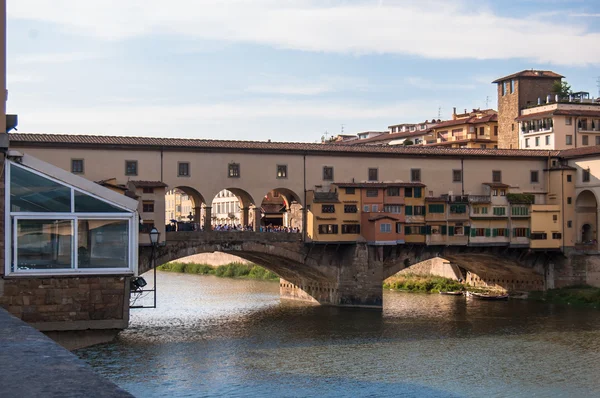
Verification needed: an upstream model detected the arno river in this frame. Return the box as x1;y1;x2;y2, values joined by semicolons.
77;271;600;397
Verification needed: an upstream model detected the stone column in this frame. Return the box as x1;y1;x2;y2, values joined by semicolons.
240;207;250;226
204;206;212;231
252;207;261;232
193;206;201;223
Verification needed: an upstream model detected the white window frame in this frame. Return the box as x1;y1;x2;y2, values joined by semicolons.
5;161;138;277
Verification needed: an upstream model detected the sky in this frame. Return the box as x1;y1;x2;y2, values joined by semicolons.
7;0;600;142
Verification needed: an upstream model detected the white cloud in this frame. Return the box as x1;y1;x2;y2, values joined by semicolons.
8;0;600;66
404;77;476;91
569;13;600;17
14;52;102;65
7;74;42;83
14;98;434;139
245;84;334;96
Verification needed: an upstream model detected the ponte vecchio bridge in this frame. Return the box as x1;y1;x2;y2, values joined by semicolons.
9;133;600;307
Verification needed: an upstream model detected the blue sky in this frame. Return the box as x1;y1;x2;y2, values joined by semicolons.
7;0;600;142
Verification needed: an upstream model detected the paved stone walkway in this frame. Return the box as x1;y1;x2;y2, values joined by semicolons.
0;309;132;398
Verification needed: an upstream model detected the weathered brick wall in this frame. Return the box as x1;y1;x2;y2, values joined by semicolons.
497;78;559;150
0;276;128;328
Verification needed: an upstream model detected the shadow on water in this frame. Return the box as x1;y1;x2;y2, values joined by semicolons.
77;271;600;398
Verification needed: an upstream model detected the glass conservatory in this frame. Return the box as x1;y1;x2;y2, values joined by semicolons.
4;157;138;276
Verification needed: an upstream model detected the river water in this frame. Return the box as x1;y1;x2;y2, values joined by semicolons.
77;271;600;397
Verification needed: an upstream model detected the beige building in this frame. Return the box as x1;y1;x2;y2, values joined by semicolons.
423;108;498;149
493;70;564;149
516;102;600;150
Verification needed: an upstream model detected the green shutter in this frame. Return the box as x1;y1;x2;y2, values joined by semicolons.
406;206;413;215
421;206;426;215
414;187;422;198
512;228;516;237
526;228;530;238
448;226;454;236
426;225;432;234
485;228;491;237
420;226;427;234
492;228;497;237
441;225;447;235
464;226;470;234
405;226;411;235
471;228;477;237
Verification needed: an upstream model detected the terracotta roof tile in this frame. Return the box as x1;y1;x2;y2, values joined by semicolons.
9;133;558;158
492;70;564;83
516;109;600;121
558;145;600;158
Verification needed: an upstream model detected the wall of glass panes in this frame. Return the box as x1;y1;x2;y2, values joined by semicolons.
6;162;136;275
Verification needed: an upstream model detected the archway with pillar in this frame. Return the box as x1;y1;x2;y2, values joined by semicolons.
576;189;598;247
259;188;303;230
164;186;206;231
207;188;260;231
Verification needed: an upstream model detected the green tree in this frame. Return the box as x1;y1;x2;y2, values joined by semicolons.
403;139;414;146
551;80;572;98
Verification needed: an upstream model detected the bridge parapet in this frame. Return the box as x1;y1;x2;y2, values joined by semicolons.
164;231;303;243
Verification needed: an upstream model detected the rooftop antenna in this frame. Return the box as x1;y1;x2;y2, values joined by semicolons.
437;106;442;119
341;124;345;134
597;76;600;98
485;96;490;108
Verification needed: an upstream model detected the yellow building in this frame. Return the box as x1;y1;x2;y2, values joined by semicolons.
306;189;361;243
424;108;498;149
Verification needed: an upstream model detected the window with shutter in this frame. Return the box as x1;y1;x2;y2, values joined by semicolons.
405;206;413;215
441;225;447;235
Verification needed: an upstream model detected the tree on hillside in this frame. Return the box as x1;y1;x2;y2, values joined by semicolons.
551;80;572;98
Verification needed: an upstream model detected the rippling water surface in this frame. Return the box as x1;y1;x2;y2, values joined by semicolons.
77;271;600;397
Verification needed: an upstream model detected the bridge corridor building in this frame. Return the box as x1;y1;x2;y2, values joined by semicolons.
5;134;600;313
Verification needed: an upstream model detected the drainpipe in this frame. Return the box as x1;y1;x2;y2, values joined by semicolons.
160;147;164;182
461;158;465;196
302;152;307;242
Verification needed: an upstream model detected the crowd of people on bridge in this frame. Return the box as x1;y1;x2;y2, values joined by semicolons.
167;221;301;233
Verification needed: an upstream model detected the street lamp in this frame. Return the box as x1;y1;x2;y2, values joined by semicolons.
149;227;160;246
149;227;160;308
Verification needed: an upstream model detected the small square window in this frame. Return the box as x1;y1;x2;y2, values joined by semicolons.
567;174;572;182
583;168;590;183
582;135;589;146
143;201;155;213
143;187;154;194
411;168;421;182
277;165;287;179
494;126;498;136
596;136;600;146
567;197;572;204
535;137;540;147
567;220;572;228
530;170;539;183
125;160;138;176
566;135;573;145
71;159;84;174
452;169;462;182
565;117;572;126
363;205;370;212
366;189;378;197
323;166;334;181
368;168;378;181
228;163;240;178
345;188;355;195
492;170;501;183
545;135;550;145
178;162;190;177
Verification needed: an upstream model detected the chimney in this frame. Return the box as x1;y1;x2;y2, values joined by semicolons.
452;107;457;120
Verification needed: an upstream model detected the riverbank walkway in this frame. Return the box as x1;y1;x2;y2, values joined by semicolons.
0;308;132;398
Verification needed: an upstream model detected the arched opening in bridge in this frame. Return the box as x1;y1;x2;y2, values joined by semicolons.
259;188;303;231
165;186;206;231
575;190;598;245
210;188;256;229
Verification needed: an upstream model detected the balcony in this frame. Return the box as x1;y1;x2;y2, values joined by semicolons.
469;195;491;204
522;127;553;135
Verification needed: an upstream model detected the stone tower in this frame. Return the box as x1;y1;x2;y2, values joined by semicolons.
493;70;563;149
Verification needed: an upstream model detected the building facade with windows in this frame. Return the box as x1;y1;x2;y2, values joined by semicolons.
516;102;600;150
493;69;564;149
422;108;499;149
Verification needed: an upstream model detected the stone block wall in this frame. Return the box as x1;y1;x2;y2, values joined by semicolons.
0;276;129;331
